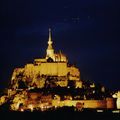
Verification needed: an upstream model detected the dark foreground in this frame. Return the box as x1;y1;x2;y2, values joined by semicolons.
0;109;120;120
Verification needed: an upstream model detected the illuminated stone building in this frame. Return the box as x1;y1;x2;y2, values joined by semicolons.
11;29;81;89
0;29;116;112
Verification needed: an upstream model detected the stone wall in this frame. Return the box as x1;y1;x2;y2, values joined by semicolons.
52;99;115;109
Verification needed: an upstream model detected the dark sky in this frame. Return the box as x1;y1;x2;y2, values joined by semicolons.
0;0;120;90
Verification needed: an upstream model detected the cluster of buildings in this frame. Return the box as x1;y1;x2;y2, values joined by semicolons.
0;29;120;111
11;29;81;89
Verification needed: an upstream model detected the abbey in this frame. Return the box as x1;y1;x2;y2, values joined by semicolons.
0;29;116;112
11;29;82;89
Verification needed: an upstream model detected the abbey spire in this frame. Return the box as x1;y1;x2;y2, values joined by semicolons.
48;28;53;50
46;28;55;60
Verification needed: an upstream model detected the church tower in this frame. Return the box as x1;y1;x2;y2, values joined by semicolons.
46;28;55;60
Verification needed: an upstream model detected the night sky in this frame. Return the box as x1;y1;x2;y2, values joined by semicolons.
0;0;120;90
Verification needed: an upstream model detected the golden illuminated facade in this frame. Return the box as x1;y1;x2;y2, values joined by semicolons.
0;29;116;112
11;29;81;89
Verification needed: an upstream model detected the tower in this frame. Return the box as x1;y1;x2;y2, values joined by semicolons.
46;28;55;60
